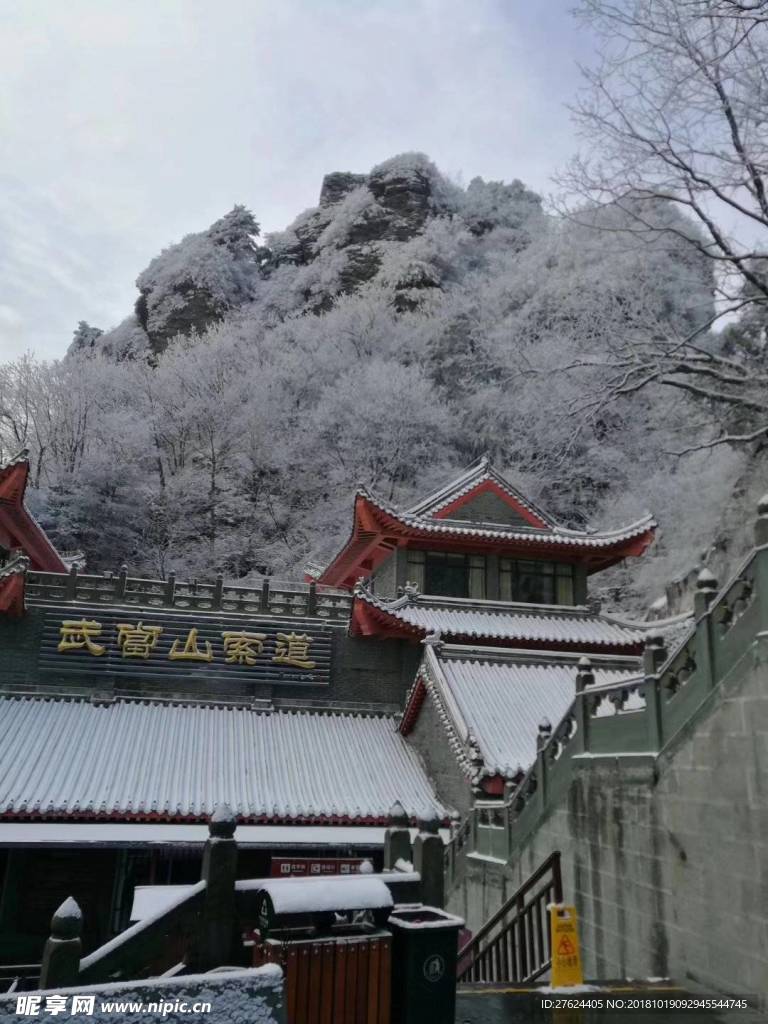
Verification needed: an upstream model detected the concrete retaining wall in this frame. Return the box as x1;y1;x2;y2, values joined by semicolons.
449;635;768;995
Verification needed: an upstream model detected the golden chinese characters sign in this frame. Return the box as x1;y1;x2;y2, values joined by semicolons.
45;610;330;687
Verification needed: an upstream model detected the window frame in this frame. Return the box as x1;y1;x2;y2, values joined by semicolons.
499;558;575;605
405;549;486;599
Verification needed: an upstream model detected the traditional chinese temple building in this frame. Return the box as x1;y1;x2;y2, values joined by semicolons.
313;457;655;812
0;452;657;962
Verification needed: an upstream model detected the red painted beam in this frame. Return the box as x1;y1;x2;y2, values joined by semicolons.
0;570;25;617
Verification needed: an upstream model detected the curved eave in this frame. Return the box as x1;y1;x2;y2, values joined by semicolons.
320;493;656;589
0;809;440;827
351;595;644;654
0;459;67;573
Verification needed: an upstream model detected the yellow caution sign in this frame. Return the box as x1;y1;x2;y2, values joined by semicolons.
550;904;584;987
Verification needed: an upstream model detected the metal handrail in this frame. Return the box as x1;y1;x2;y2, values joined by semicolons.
458;850;562;983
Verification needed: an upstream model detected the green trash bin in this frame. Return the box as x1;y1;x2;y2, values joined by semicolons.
388;905;464;1024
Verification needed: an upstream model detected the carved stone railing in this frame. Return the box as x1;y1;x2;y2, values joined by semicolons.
26;567;352;621
459;497;768;865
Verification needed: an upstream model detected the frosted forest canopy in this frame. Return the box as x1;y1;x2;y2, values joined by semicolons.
0;154;746;610
2;1;768;612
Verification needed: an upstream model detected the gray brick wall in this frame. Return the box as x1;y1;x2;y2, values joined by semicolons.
407;691;470;816
449;636;768;994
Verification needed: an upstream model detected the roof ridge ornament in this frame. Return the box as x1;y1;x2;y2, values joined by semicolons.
3;447;30;468
422;627;443;650
0;552;30;579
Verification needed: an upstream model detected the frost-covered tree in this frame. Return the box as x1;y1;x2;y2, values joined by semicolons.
68;321;103;356
1;152;742;608
133;206;265;355
562;0;768;447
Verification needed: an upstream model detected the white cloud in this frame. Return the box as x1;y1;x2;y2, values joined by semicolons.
0;304;23;327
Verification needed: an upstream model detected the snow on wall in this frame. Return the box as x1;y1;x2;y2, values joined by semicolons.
0;966;283;1023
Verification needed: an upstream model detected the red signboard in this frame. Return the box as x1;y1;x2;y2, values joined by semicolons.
270;857;364;878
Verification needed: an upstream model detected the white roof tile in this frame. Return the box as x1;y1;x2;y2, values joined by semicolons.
0;698;446;823
357;591;643;647
426;648;640;777
363;489;655;547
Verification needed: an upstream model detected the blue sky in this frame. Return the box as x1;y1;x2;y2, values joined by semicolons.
0;0;596;359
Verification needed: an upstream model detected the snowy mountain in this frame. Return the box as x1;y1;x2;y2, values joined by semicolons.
1;153;753;612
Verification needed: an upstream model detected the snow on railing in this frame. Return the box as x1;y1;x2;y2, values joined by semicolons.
79;880;207;984
466;498;768;863
26;566;352;620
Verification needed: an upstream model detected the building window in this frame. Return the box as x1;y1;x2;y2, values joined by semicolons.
499;559;574;605
467;555;486;599
406;550;426;592
406;550;486;599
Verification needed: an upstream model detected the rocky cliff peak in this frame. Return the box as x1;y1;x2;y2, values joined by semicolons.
87;154;542;358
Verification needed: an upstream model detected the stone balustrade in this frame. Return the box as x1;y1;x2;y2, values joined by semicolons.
454;496;768;866
26;566;352;621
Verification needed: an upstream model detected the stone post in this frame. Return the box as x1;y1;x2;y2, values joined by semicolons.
212;574;224;610
383;801;412;870
755;493;768;548
196;804;238;971
413;811;445;909
643;633;668;676
754;496;768;620
536;718;552;813
39;897;82;991
694;568;718;690
643;634;667;752
574;657;594;755
65;564;78;600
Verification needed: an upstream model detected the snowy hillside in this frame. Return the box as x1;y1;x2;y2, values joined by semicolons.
0;153;753;612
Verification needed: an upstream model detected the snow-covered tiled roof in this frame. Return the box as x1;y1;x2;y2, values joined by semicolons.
0;447;30;472
0;553;29;580
355;588;644;648
315;460;656;588
416;644;641;778
0;697;447;823
405;455;554;526
362;487;655;547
